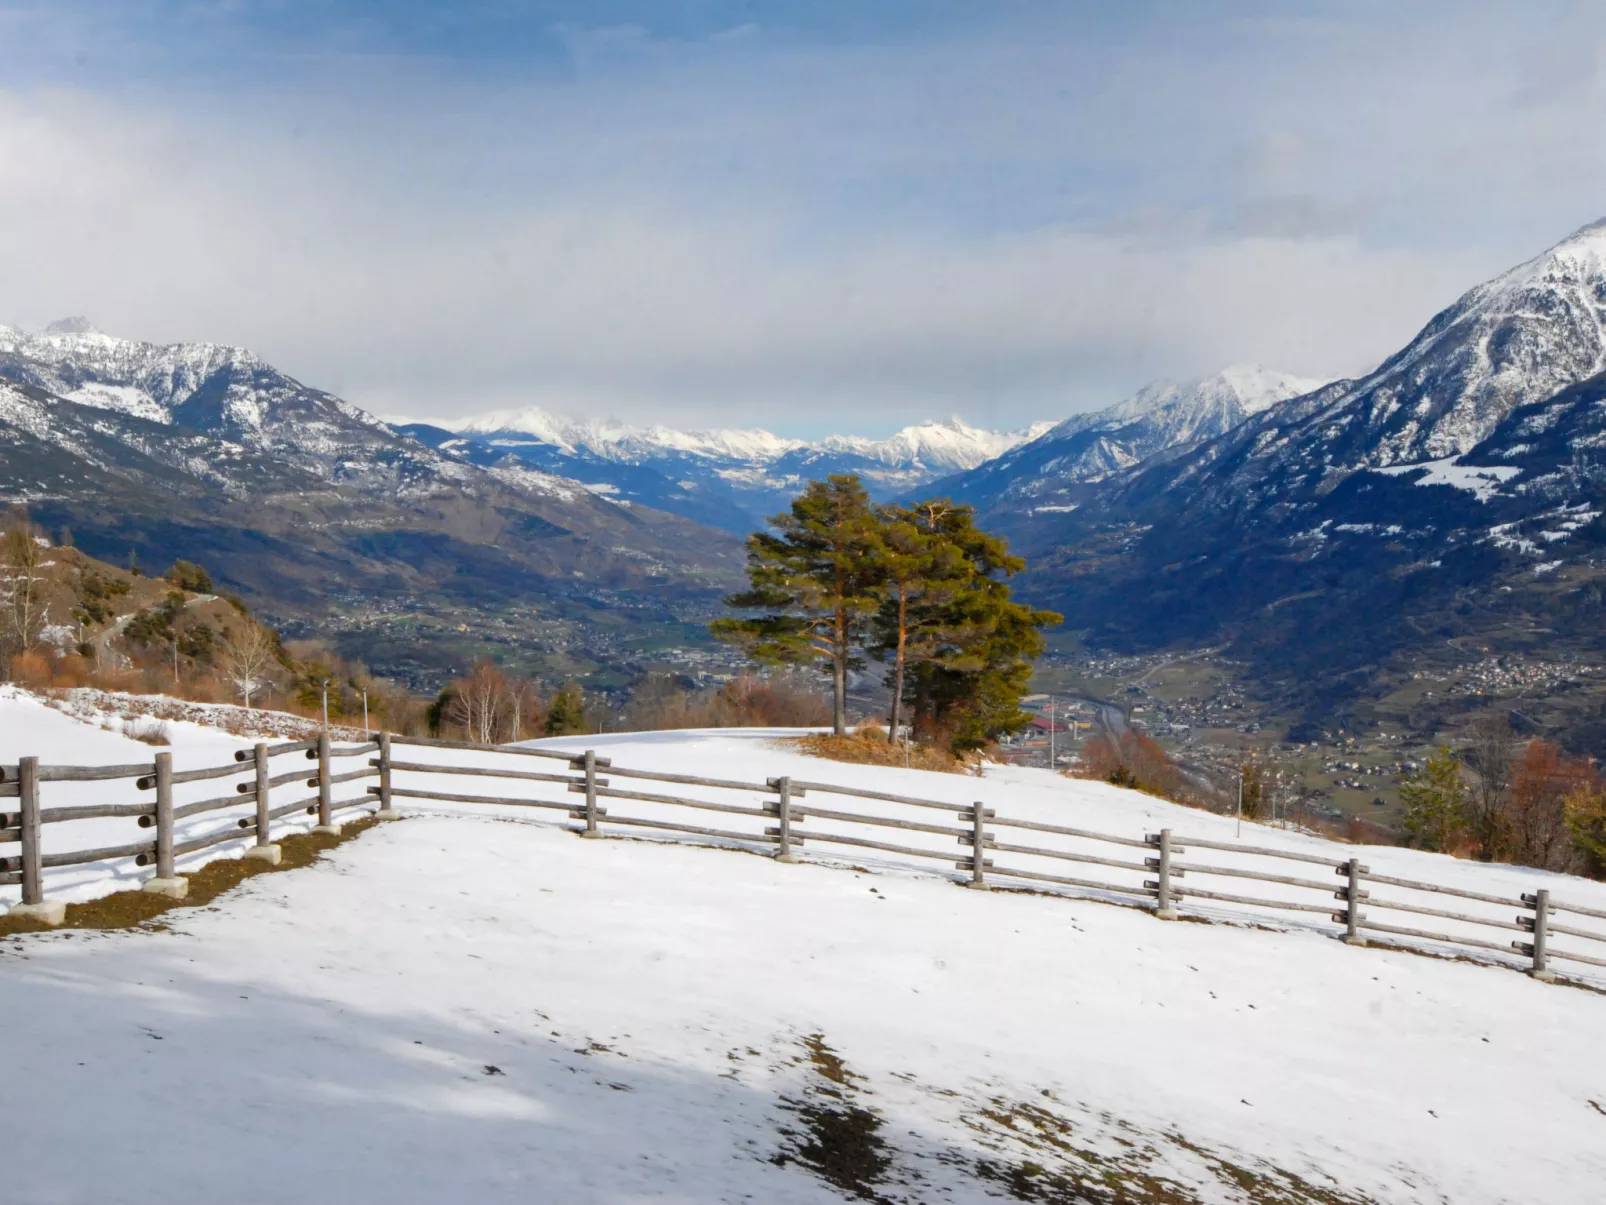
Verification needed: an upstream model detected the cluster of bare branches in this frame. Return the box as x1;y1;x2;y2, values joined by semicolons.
2;512;46;666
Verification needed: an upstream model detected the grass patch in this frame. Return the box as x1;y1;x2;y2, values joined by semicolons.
775;1034;893;1202
0;815;382;937
793;729;972;775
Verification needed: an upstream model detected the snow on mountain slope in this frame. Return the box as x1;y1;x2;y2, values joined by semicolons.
932;365;1328;513
431;408;1045;472
2;709;1604;1203
405;411;1054;529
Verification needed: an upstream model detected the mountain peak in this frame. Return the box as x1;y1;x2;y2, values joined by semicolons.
43;316;101;336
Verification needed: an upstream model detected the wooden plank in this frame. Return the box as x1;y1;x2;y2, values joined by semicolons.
0;827;19;845
603;764;774;793
1357;918;1519;957
795;803;972;838
987;840;1150;874
40;802;155;823
795;828;956;862
173;792;255;821
235;739;317;761
241;768;309;792
1179;862;1336;894
139;761;249;789
41;838;157;868
587;814;777;845
311;767;373;789
38;762;153;782
1365;895;1527;932
987;863;1159;898
988;815;1153;850
0;782;18;798
0;871;20;886
392;734;610;767
1171;885;1339;916
1359;871;1525;910
1545;944;1606;970
172;827;251;858
1550;898;1606;923
386;760;584;787
328;741;380;759
786;778;968;813
1166;835;1346;868
382;786;574;811
1545;920;1606;946
589;785;769;818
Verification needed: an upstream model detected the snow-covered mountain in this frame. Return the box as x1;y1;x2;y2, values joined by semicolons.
996;216;1606;740
401;411;1053;531
0;321;743;685
930;365;1329;513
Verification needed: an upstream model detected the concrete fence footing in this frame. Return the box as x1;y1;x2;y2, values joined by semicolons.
142;877;189;900
9;900;66;926
243;845;282;865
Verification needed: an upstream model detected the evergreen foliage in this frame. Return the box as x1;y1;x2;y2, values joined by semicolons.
711;475;885;735
1400;747;1468;852
713;475;1059;752
545;680;591;736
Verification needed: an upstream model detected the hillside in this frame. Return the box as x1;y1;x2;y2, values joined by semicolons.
1;701;1603;1204
994;219;1606;747
0;324;743;687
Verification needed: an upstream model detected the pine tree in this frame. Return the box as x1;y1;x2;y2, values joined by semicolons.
545;680;591;737
1400;747;1468;852
899;503;1061;753
866;504;968;743
710;475;884;735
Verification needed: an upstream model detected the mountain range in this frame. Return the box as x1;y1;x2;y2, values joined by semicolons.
11;214;1606;743
398;410;1051;532
0;321;745;687
977;217;1606;745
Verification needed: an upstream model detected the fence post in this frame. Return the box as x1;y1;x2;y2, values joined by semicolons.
143;751;188;899
1339;858;1367;946
1150;828;1178;920
374;731;401;820
967;801;990;890
580;750;601;838
771;776;797;863
1522;889;1557;982
11;756;63;924
312;731;340;834
243;742;281;865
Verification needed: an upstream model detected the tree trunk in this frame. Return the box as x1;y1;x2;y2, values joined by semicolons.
888;588;907;743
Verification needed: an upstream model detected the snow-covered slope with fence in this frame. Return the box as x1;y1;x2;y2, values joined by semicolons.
3;688;1606;1203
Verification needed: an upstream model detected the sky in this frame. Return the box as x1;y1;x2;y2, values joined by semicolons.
1;2;1604;438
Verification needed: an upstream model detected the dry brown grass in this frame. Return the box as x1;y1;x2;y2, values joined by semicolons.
793;725;974;775
0;815;380;937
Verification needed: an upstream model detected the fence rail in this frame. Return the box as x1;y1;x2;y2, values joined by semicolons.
4;731;1605;984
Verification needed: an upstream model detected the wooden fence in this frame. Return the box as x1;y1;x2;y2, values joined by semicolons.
4;733;1605;984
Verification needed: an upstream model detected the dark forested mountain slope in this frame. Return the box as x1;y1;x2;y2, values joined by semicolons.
0;324;741;686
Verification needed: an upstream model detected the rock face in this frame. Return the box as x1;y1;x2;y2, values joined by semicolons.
985;217;1606;738
400;412;1052;531
0;325;742;686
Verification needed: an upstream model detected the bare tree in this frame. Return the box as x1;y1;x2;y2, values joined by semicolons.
447;659;511;744
1462;710;1515;861
219;620;277;709
3;515;46;659
506;676;544;743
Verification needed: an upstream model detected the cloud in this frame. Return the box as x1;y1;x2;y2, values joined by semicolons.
0;4;1603;436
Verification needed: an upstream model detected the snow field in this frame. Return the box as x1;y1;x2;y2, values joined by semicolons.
2;810;1604;1203
4;693;1606;1200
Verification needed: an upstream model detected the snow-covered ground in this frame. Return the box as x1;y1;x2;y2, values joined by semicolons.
4;690;1606;1202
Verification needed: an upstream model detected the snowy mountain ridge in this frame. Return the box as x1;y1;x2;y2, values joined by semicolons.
430;406;1050;473
929;364;1329;512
